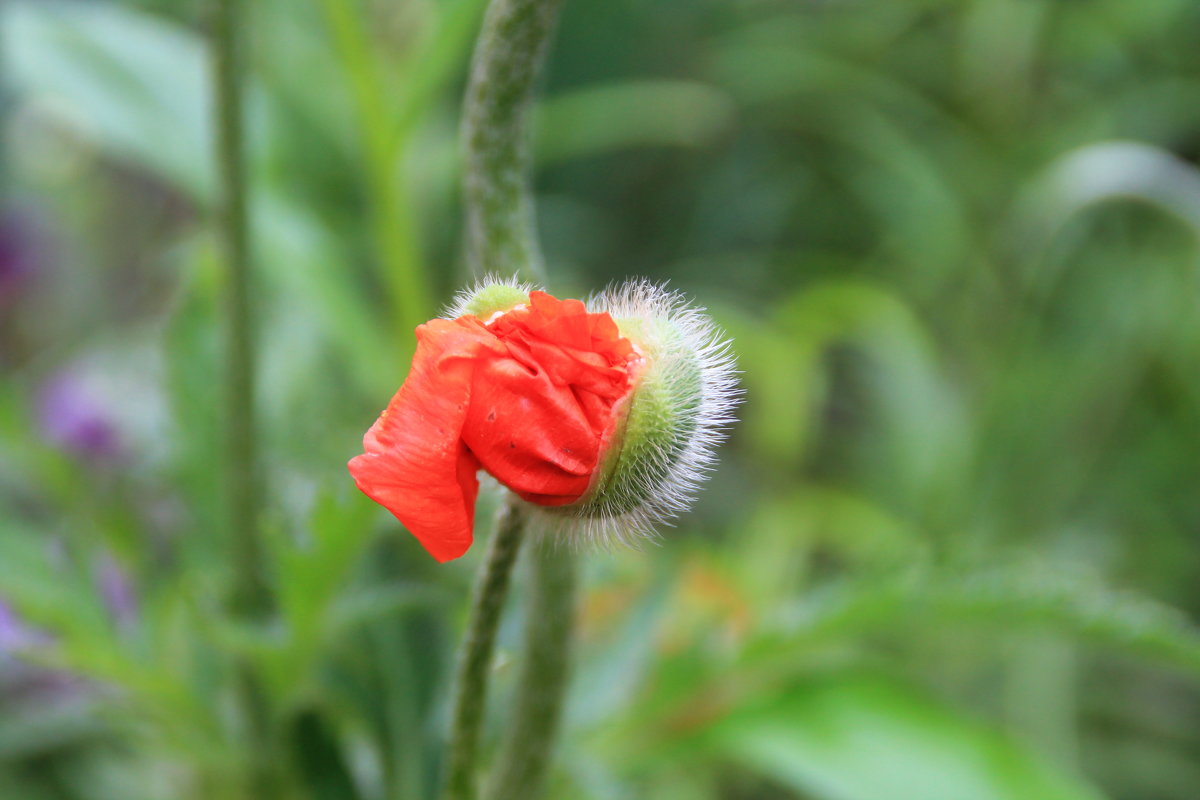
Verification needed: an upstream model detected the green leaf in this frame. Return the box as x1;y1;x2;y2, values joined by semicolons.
535;80;736;164
709;675;1104;800
288;709;362;800
0;698;109;762
4;0;214;198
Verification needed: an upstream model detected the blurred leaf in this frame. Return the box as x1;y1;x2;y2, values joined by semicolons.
5;0;214;198
161;242;225;562
259;492;379;692
568;565;673;731
717;306;820;468
288;709;361;800
5;2;392;397
707;675;1104;800
253;194;392;396
0;697;109;762
536;80;736;164
327;583;445;634
1014;140;1200;293
924;566;1200;674
0;525;191;711
736;487;924;607
774;280;966;500
393;0;490;137
781;563;1200;678
275;492;377;637
613;561;1200;769
0;524;113;651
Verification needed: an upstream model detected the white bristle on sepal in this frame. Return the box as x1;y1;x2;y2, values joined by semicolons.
525;279;741;550
445;274;539;319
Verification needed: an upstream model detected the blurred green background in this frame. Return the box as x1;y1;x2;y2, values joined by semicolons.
3;0;1200;798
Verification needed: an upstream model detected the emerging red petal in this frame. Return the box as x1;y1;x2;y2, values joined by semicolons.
462;352;599;504
348;317;501;562
349;291;637;561
464;291;637;506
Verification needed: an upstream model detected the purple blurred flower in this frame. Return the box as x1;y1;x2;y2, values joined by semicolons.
0;599;46;655
37;371;123;460
0;598;85;703
0;601;24;651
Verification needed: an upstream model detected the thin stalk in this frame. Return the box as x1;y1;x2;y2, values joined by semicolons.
212;3;276;797
484;543;577;800
461;0;564;281
442;501;527;800
319;0;430;357
213;0;266;618
444;0;574;795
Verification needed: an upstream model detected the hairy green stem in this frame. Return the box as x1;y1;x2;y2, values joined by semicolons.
484;543;577;800
462;0;564;281
445;0;576;796
442;501;527;800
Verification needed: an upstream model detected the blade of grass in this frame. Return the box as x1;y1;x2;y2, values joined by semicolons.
318;0;431;363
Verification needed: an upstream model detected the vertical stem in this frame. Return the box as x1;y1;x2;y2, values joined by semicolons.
213;0;267;615
212;4;276;798
461;0;564;281
442;501;527;800
484;544;577;800
445;0;575;797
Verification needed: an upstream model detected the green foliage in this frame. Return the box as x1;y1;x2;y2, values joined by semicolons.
3;0;1200;798
707;676;1102;800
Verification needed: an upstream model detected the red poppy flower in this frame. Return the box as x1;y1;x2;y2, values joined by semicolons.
348;291;640;562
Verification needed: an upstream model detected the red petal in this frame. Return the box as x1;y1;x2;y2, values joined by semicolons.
347;318;501;562
460;291;638;506
461;353;597;504
350;291;639;561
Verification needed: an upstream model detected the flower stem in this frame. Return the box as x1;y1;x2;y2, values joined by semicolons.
212;0;267;618
461;0;565;282
484;543;577;800
212;3;277;797
449;0;575;795
441;500;527;800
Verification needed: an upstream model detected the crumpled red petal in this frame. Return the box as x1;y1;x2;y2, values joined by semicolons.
463;292;635;506
349;291;637;561
348;317;501;562
462;351;599;504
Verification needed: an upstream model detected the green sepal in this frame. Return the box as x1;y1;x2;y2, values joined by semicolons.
578;316;703;517
462;284;530;318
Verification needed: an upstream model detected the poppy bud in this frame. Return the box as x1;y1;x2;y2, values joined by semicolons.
348;279;737;561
